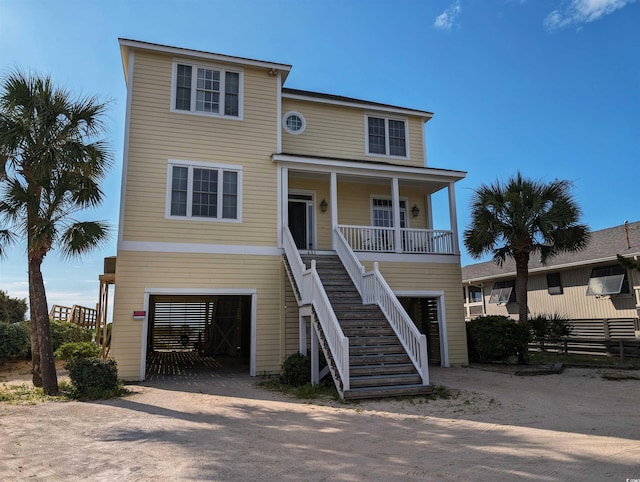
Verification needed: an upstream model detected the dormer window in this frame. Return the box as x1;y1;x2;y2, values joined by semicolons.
365;115;408;158
172;61;242;118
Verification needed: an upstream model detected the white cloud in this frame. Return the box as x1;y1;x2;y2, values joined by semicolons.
544;0;636;31
434;1;462;31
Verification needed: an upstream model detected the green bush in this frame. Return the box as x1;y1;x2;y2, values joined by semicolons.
49;319;92;352
68;357;120;399
55;341;100;364
280;352;311;386
529;313;571;350
0;322;30;359
466;315;531;364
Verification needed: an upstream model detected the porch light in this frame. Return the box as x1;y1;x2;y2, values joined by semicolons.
320;198;328;212
412;205;420;217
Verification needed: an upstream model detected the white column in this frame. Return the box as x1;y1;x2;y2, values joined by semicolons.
281;167;289;243
310;326;319;384
330;171;337;249
299;314;308;355
448;181;460;254
392;177;402;253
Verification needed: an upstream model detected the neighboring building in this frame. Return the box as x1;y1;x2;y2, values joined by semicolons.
111;39;468;399
462;221;640;337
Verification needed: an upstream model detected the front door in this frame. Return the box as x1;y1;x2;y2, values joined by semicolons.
288;193;314;250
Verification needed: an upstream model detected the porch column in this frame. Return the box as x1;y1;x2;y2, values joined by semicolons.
448;181;460;254
330;171;337;249
281;166;289;244
310;325;320;384
392;177;402;253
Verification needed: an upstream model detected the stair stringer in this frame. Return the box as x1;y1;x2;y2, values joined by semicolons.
282;255;347;399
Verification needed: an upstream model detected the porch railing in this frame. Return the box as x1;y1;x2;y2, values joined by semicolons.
333;228;429;385
337;224;454;254
283;228;350;391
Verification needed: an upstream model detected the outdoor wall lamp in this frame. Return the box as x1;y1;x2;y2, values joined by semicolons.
320;198;328;212
412;205;420;217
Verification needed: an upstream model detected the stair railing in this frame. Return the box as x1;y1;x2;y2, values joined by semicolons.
334;228;430;386
283;227;350;391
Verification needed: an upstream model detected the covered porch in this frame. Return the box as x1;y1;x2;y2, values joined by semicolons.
275;154;465;257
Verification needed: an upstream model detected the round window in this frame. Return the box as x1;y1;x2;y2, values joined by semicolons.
283;111;306;135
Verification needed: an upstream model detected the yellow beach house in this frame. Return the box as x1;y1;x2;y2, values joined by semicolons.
111;39;468;399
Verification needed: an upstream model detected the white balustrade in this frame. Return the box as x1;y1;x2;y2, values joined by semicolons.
337;225;454;254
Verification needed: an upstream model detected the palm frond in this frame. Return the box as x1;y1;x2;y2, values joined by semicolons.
59;221;110;259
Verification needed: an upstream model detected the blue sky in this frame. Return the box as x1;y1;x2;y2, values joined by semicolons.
0;0;638;316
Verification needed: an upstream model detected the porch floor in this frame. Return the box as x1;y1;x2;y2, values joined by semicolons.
145;350;249;381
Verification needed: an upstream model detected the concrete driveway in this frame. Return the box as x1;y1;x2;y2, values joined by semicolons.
1;365;638;481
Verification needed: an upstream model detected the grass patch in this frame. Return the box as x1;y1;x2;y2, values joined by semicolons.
257;377;341;401
0;380;129;404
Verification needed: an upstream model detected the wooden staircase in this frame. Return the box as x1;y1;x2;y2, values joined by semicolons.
300;254;433;400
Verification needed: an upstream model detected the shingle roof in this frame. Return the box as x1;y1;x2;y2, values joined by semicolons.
462;221;640;282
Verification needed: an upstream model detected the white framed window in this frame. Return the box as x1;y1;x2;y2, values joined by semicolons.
586;265;629;296
283;111;306;135
166;160;242;222
171;60;243;119
365;114;409;158
371;197;407;228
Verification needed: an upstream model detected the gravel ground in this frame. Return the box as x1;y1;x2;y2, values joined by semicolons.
1;364;639;481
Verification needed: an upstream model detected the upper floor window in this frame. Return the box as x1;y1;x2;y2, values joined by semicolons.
371;197;407;228
172;61;242;118
166;160;242;222
283;111;306;135
586;264;629;296
365;115;408;158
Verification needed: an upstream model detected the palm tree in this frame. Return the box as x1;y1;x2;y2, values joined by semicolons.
463;172;590;361
0;71;111;394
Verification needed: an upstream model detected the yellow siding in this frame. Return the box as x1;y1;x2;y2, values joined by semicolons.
483;267;638;320
362;260;468;366
123;50;279;246
111;251;284;380
282;98;425;168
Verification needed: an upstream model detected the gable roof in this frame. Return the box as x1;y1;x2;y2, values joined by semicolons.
462;221;640;283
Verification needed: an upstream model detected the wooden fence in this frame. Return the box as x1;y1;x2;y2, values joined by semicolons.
49;304;97;329
531;318;640;359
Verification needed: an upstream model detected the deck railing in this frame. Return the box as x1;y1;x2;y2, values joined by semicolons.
337;224;454;254
334;228;429;385
283;228;350;391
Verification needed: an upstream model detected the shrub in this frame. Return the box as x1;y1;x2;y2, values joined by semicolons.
529;313;571;350
49;319;92;352
466;315;531;364
0;322;30;359
68;357;120;399
280;352;311;386
55;342;100;364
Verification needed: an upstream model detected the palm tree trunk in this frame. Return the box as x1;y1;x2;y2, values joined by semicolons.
515;253;530;364
28;254;58;394
27;278;42;387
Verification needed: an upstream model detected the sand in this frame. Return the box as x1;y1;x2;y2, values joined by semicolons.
1;364;639;481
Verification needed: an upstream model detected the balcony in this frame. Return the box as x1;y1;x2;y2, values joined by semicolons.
338;225;454;255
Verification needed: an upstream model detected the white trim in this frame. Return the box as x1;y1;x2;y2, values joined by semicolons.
282;91;433;119
139;288;258;380
394;290;450;368
118;240;282;256
273;154;466;182
118;50;135;246
282;111;306;135
165;159;243;223
119;38;291;77
364;113;410;160
170;59;244;120
356;252;460;264
276;72;282;153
